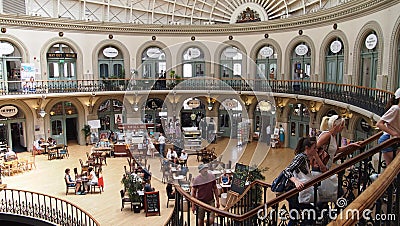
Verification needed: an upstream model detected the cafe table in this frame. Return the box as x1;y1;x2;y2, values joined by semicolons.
40;143;50;154
48;144;65;159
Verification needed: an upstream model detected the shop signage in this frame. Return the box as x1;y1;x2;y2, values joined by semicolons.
224;47;238;58
330;41;342;54
187;99;200;108
0;42;14;56
260;46;274;57
187;48;201;58
47;53;77;58
224;99;238;110
103;47;118;58
259;101;272;112
365;34;378;50
146;48;162;58
295;44;308;56
0;105;18;117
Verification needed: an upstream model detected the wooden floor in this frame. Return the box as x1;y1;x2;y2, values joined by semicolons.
2;139;294;226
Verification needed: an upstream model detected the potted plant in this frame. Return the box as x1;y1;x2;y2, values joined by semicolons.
121;174;143;213
81;124;91;145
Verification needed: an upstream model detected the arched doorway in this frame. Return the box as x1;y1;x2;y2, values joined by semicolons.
49;101;79;144
0;105;26;152
288;103;310;149
0;41;23;93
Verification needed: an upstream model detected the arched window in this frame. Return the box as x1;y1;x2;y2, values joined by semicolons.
325;38;344;83
182;47;205;78
98;99;123;132
360;32;378;88
141;47;166;79
47;43;77;80
220;47;242;78
256;45;277;79
291;43;311;80
0;41;23;93
99;46;124;79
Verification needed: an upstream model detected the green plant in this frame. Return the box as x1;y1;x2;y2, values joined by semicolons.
248;166;268;205
81;124;91;139
121;174;143;203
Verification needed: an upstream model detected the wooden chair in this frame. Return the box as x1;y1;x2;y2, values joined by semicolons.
65;177;76;195
120;189;133;211
27;153;36;170
89;182;102;194
59;145;69;158
79;159;89;174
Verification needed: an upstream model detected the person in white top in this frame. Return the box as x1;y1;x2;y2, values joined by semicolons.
179;150;188;161
376;87;400;166
171;149;178;163
158;133;166;156
147;136;156;158
87;167;98;191
166;148;172;161
5;147;17;161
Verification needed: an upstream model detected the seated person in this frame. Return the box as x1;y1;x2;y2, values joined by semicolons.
220;170;231;185
166;148;173;161
34;139;45;152
65;168;84;194
171;149;178;163
144;182;155;192
5;147;17;161
47;137;56;145
178;150;188;164
166;182;175;199
86;167;98;191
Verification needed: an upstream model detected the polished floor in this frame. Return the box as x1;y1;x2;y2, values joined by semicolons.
2;139;294;225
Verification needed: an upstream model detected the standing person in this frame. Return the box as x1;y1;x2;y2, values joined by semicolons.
279;125;285;145
313;115;361;172
282;137;318;226
158;132;166;156
266;124;271;145
376;88;400;166
147;136;156;158
191;164;220;226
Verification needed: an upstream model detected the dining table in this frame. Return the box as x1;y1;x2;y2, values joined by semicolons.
48;144;65;159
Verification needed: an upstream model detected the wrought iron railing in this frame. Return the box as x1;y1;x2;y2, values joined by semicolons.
0;78;392;116
0;188;99;226
164;132;400;226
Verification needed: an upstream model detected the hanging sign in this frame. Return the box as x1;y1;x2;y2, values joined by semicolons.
330;41;342;54
0;42;14;56
295;44;308;56
365;34;378;50
224;99;238;110
103;47;118;58
187;99;200;108
147;48;162;58
260;46;274;57
0;105;18;117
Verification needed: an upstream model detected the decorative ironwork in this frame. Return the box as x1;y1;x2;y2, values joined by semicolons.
0;189;99;226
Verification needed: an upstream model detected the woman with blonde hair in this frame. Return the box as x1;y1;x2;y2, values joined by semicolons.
313;115;360;172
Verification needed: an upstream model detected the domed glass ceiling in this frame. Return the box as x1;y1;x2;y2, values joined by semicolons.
23;0;352;25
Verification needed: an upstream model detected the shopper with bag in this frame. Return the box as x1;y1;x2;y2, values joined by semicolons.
282;137;318;226
312;115;361;203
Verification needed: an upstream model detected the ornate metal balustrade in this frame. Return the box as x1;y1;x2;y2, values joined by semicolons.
0;188;99;226
0;78;392;116
165;134;400;226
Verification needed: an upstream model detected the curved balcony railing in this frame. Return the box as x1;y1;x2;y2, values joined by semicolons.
165;132;400;226
0;188;99;226
0;78;392;116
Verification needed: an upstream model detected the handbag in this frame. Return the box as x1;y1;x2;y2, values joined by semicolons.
296;171;315;204
271;171;290;193
312;138;330;170
311;171;338;203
